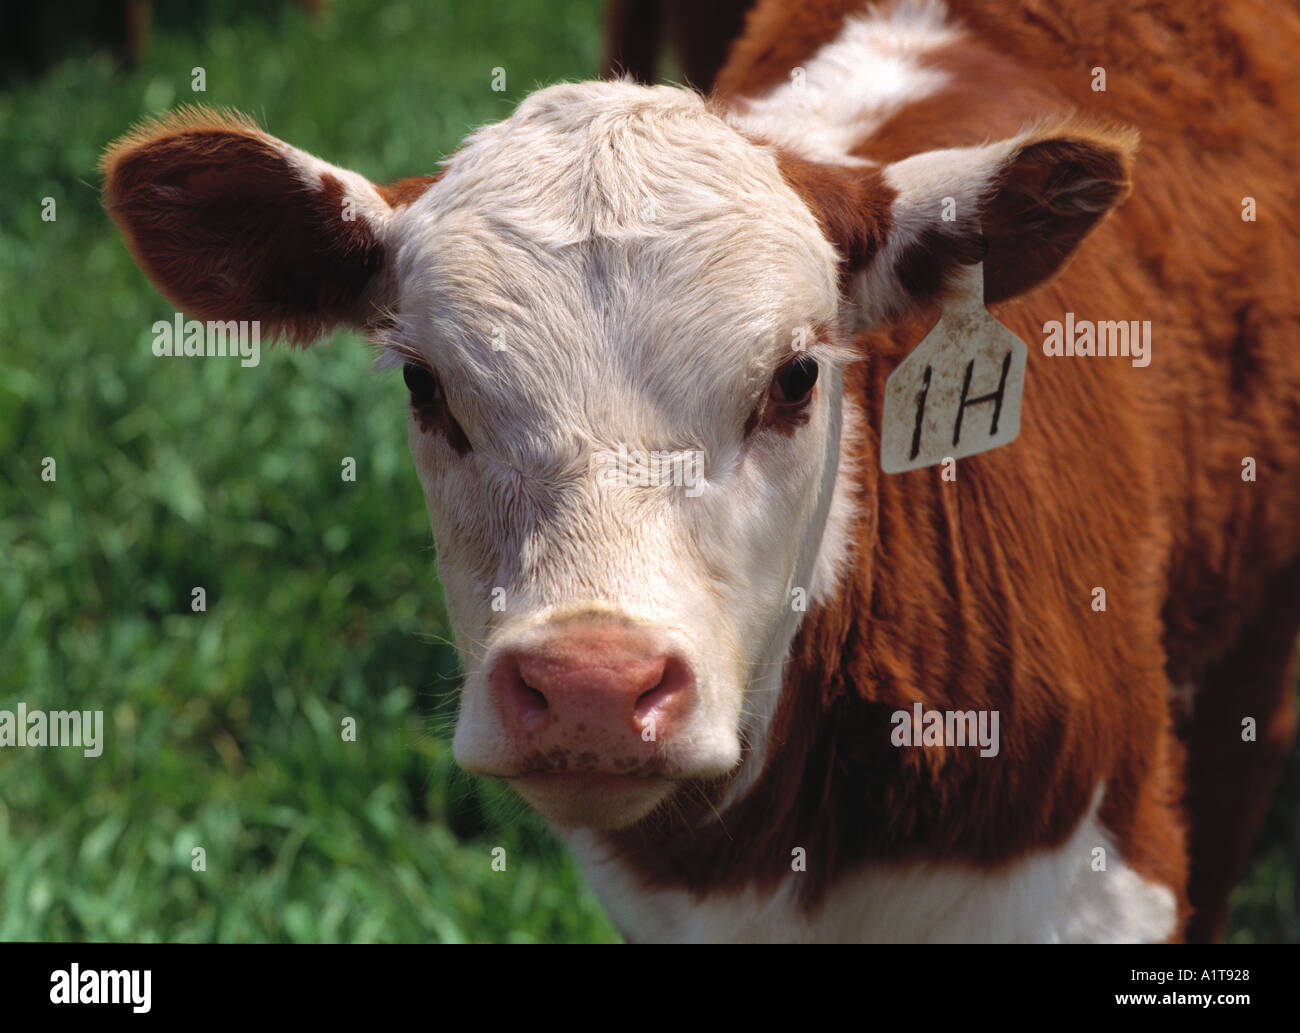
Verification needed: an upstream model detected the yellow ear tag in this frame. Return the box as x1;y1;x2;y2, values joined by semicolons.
880;262;1028;474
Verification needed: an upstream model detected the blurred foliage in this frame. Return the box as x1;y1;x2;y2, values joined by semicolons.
0;0;1294;944
0;0;616;943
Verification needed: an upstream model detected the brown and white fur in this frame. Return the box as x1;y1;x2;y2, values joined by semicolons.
101;0;1300;942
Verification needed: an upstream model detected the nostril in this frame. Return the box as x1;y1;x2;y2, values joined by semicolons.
633;656;690;721
500;660;550;734
634;680;670;719
519;677;549;713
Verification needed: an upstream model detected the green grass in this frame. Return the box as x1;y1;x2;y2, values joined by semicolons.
0;0;618;944
0;0;1295;944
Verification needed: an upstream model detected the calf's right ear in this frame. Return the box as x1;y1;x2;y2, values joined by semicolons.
101;106;431;345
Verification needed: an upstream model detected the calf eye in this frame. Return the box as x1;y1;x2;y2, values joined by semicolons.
403;362;471;454
770;354;819;406
403;361;440;403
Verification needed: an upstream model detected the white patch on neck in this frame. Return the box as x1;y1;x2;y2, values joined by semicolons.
726;0;961;165
566;785;1178;943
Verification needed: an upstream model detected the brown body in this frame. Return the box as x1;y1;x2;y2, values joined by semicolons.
606;0;1300;942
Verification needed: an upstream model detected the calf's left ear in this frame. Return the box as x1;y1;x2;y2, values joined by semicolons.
788;119;1139;324
101;106;434;345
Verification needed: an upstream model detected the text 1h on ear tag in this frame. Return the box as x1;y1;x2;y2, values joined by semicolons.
880;262;1027;474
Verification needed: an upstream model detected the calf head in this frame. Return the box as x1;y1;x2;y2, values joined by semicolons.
103;83;1134;830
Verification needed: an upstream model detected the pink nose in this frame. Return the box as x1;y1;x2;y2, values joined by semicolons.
491;622;694;765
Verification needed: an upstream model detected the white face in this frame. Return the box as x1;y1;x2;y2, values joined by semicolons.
380;83;849;829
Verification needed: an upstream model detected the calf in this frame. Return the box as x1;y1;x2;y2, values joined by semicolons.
101;0;1300;942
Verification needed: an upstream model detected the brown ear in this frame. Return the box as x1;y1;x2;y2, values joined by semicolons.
101;107;434;344
782;119;1138;322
